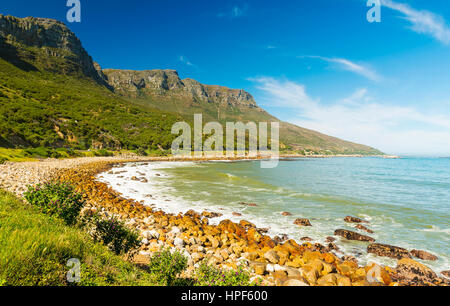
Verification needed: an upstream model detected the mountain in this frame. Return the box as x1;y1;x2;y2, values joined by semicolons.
0;15;382;155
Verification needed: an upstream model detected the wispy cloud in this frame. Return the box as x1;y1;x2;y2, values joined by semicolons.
299;56;382;82
382;0;450;45
178;55;196;68
250;77;450;155
218;5;247;19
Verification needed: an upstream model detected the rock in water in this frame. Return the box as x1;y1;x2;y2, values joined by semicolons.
334;229;375;242
395;258;437;286
367;243;411;259
344;216;368;223
410;249;438;261
294;218;312;227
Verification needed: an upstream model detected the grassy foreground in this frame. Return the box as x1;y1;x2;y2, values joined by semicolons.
0;189;156;286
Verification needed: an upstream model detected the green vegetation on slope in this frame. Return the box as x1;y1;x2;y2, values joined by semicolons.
0;55;182;151
0;189;156;286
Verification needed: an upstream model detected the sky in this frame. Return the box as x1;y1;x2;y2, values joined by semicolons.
2;0;450;156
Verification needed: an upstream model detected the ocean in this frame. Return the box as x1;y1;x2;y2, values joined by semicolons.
98;157;450;273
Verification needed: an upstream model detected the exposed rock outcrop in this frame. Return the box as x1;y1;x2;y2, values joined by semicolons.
367;243;411;259
334;229;375;242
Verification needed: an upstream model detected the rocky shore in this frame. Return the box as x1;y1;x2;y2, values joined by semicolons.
0;156;448;286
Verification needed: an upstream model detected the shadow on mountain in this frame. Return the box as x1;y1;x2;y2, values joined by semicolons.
0;37;38;72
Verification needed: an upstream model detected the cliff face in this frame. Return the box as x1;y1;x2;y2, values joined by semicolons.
0;14;107;85
102;69;259;108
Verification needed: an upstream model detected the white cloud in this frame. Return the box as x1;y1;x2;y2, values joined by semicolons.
299;56;382;82
251;77;450;155
178;56;195;67
382;0;450;44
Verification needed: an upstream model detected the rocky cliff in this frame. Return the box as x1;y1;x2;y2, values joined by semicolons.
0;14;107;85
102;69;259;109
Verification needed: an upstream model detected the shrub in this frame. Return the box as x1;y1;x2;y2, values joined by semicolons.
94;149;113;157
0;157;6;164
148;248;188;285
194;262;258;286
24;182;84;225
91;216;140;256
136;147;147;156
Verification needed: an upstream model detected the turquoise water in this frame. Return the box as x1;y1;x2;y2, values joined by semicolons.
100;157;450;273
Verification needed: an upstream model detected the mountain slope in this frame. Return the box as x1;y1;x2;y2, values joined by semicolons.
0;14;382;155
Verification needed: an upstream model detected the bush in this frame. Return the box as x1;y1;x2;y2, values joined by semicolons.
194;262;258;286
0;157;6;164
91;216;140;256
24;182;85;225
136;147;147;156
148;248;188;285
94;149;113;157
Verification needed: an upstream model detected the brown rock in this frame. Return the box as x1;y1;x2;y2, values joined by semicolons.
264;250;280;264
300;237;313;242
273;234;289;244
355;224;374;234
202;211;223;218
344;216;368;223
334;229;375;242
410;249;438;261
281;212;292;216
367;243;411;259
239;220;256;229
325;236;336;242
294;218;312;227
441;271;450;278
395;258;437;286
232;212;242;217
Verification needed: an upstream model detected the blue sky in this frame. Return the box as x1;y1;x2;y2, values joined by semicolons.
2;0;450;155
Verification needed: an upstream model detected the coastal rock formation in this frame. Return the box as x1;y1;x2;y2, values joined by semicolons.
394;258;437;286
0;14;108;86
367;243;411;259
344;216;368;223
410;250;438;261
294;218;312;227
334;229;375;242
355;224;374;234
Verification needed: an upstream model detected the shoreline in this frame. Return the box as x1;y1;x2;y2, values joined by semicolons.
0;156;447;286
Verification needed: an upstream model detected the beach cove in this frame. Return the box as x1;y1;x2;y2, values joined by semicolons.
0;156;449;286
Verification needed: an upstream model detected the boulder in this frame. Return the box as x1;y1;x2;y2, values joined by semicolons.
410;249;438;261
300;237;313;241
334;229;375;242
273;234;289;244
395;258;437;286
281;212;292;216
294;218;312;227
344;216;368;223
441;271;450;278
355;224;374;234
174;237;185;247
367;243;411;259
264;250;280;264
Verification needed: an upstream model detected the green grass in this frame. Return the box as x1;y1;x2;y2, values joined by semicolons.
0;189;157;286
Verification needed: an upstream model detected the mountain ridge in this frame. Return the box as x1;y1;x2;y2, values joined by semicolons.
0;14;383;155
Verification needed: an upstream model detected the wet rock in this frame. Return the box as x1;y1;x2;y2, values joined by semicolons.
410;250;438;261
257;227;269;234
367;243;411;259
202;211;223;218
325;236;336;243
300;237;313;242
232;212;242;217
344;216;368;223
395;258;437;286
441;271;450;278
131;176;139;181
281;212;292;216
239;220;256;229
273;234;289;244
334;229;375;242
294;218;312;227
341;255;358;265
327;242;339;252
355;224;374;234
